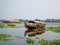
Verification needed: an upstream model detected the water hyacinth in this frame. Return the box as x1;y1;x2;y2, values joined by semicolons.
26;38;36;45
47;26;60;32
0;34;13;41
15;36;24;39
38;39;60;45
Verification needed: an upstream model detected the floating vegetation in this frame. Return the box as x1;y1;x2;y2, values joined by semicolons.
15;36;24;39
38;39;60;45
0;34;13;41
47;26;60;32
0;33;60;45
26;38;36;45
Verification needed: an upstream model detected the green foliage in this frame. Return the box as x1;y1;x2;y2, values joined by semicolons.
26;38;36;45
8;23;16;27
34;19;41;21
38;39;60;45
0;33;60;45
15;36;23;39
0;34;12;41
34;18;60;22
0;22;5;28
47;26;60;32
0;22;22;28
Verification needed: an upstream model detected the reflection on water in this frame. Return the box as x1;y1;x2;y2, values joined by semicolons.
24;29;45;37
36;31;60;40
0;28;60;39
0;28;60;45
0;28;26;36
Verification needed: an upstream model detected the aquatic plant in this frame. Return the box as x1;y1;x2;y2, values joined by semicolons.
47;26;60;32
15;36;23;39
0;34;13;41
26;38;36;45
38;39;60;45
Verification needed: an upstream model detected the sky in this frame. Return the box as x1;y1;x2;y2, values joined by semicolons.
0;0;60;20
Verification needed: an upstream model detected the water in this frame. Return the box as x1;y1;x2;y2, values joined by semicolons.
0;22;60;45
0;28;26;36
36;31;60;40
46;22;60;27
0;28;60;45
0;28;27;45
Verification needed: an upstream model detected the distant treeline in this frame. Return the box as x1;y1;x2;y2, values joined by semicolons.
0;19;60;23
17;19;60;23
34;19;60;22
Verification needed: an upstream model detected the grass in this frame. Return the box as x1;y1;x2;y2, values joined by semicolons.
46;26;60;32
7;23;16;28
0;22;21;28
0;22;16;28
0;34;60;45
0;22;5;28
38;39;60;45
0;34;13;41
25;38;60;45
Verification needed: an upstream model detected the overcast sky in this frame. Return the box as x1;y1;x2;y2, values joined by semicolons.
0;0;60;20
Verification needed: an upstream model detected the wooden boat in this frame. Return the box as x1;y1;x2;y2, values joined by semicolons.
24;21;46;37
25;21;46;29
